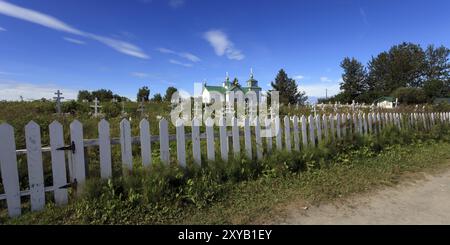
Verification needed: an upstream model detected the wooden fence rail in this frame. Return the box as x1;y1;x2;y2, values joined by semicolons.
1;112;450;217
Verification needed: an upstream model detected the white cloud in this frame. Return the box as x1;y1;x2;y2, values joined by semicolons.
0;79;78;101
63;37;85;45
0;0;149;59
157;47;201;62
169;0;185;8
294;75;305;80
169;59;193;67
203;30;245;60
131;72;149;78
0;26;6;31
320;76;333;82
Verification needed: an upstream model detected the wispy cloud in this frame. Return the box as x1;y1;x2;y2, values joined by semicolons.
157;47;201;62
0;26;6;31
203;30;245;61
0;0;149;59
0;79;78;101
360;7;369;26
131;72;149;78
63;37;85;45
169;59;193;67
320;76;333;82
169;0;185;8
294;75;305;80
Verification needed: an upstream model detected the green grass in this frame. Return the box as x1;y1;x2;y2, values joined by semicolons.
3;125;450;224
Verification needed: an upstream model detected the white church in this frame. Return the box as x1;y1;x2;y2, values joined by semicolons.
201;70;262;105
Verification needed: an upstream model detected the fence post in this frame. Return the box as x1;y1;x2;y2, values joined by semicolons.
0;123;21;217
49;121;69;205
336;113;341;139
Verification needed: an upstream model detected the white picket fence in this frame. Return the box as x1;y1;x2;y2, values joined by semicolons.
1;111;450;217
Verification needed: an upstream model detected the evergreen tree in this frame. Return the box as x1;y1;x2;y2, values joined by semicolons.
340;57;367;103
270;69;308;105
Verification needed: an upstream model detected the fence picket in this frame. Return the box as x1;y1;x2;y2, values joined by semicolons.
342;113;347;137
301;115;308;148
308;115;316;147
293;116;300;151
322;114;328;140
159;119;170;165
232;117;240;157
336;113;341;139
284;116;291;152
255;118;263;160
205;118;215;161
25;121;45;211
316;115;322;144
265;118;273;153
275;116;282;150
120;119;133;170
244;117;252;159
139;119;152;167
70;120;86;186
219;117;228;161
49;121;68;205
98;119;112;179
192;118;201;166
0;123;21;217
328;114;336;141
176;119;186;167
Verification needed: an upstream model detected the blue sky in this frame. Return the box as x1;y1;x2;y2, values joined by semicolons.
0;0;449;101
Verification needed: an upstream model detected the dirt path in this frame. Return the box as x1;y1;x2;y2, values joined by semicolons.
275;169;450;225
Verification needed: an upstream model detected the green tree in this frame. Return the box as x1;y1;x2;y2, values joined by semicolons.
340;57;367;103
77;90;93;102
164;86;178;102
92;89;114;102
152;93;163;102
423;79;448;100
137;86;150;101
391;87;427;105
270;69;308;105
424;45;450;81
367;42;426;93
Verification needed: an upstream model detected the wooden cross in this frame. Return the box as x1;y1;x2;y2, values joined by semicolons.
90;97;102;117
137;97;145;117
53;90;64;114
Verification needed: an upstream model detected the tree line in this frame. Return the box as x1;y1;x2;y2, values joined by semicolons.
77;86;178;103
320;42;450;104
